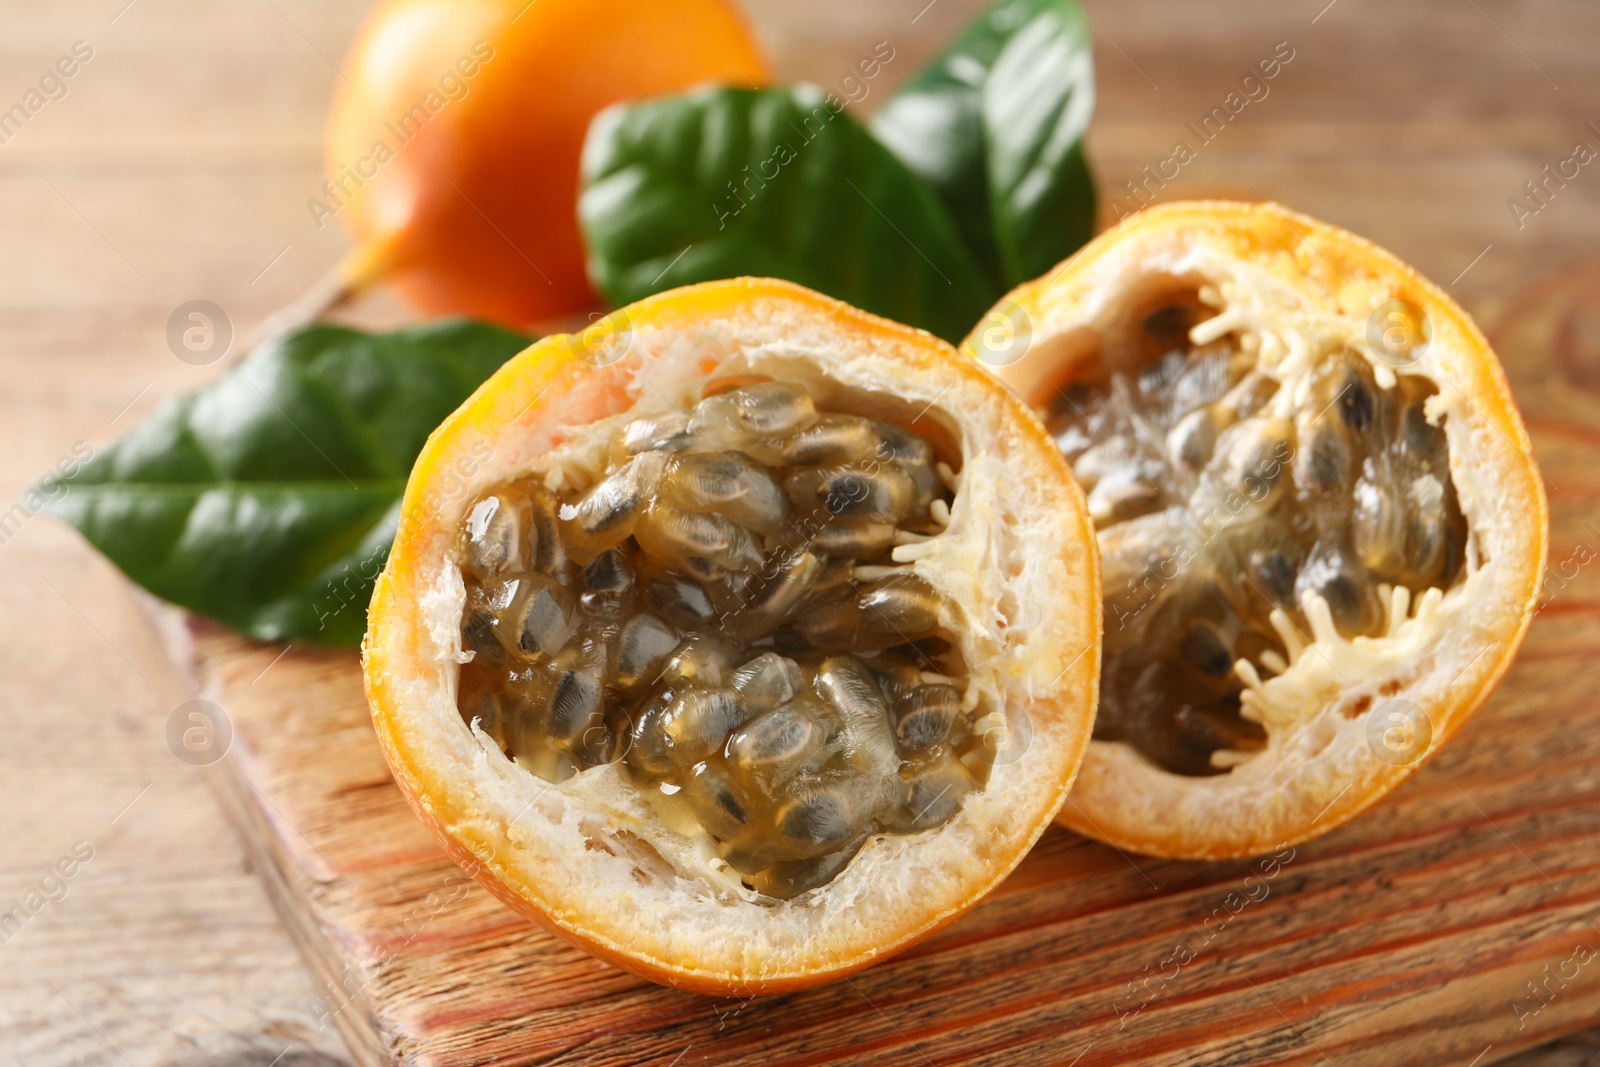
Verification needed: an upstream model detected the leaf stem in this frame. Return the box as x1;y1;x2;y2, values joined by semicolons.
231;234;397;364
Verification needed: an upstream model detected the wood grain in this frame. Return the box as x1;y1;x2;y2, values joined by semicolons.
6;0;1600;1063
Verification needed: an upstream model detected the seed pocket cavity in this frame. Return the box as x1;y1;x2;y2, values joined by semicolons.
1049;289;1469;776
456;378;987;898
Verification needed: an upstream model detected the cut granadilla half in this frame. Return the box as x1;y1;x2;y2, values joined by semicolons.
967;201;1546;859
363;278;1100;992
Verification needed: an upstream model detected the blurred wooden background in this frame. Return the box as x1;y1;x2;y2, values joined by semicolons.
1;0;1598;1063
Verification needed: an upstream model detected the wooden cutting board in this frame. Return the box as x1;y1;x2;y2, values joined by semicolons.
157;265;1600;1067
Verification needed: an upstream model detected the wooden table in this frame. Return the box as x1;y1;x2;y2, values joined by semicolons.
2;0;1597;1063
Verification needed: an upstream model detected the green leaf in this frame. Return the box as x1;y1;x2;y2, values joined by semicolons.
871;0;1097;289
579;84;995;344
48;321;531;647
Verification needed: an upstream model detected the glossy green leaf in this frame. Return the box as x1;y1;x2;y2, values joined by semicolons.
871;0;1097;289
48;321;531;647
579;84;995;343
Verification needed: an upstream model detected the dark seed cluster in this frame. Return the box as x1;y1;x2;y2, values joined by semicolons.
455;380;986;898
1048;297;1469;776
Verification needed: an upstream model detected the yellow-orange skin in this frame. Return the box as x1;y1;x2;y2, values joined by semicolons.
325;0;767;329
363;279;1101;993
